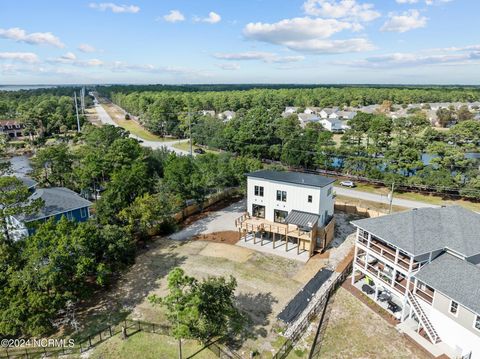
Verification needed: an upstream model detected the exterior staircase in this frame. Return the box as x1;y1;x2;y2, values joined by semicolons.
407;291;441;344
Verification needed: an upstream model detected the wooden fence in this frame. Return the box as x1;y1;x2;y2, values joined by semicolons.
334;199;387;218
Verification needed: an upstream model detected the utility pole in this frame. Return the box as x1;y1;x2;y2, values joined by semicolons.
388;182;395;214
188;112;193;157
74;92;81;133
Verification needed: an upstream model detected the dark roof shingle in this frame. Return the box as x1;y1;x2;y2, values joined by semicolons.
351;206;480;257
247;170;335;188
414;253;480;315
16;187;92;222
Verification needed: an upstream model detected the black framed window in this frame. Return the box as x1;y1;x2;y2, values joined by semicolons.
254;186;264;197
274;210;288;223
475;316;480;331
252;204;265;218
449;301;458;315
277;190;287;202
308;195;312;203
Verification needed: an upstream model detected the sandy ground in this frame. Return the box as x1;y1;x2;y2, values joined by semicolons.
169;199;245;241
76;202;359;357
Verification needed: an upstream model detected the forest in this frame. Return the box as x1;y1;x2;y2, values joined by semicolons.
99;86;480;198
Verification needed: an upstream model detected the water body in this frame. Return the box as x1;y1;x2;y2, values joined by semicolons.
0;85;57;92
7;155;32;176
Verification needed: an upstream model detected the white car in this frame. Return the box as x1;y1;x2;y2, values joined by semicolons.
340;180;356;188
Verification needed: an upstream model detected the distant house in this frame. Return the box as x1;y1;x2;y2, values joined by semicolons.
0;120;24;139
319;118;343;132
218;111;236;122
319;108;339;119
297;113;320;128
9;187;93;240
200;110;216;117
337;111;357;121
283;107;299;116
357;105;379;114
304;107;322;115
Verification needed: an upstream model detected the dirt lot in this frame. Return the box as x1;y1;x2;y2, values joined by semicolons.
317;287;431;359
76;206;360;358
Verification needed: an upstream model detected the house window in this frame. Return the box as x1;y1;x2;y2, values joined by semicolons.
274;210;288;224
277;190;287;202
308;195;312;203
252;204;265;218
475;316;480;331
65;211;73;220
254;186;264;197
80;207;88;218
449;301;458;315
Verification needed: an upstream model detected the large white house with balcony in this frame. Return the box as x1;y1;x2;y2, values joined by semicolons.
235;170;335;257
351;206;480;359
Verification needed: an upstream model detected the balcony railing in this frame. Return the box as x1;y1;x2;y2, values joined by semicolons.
355;257;409;296
357;236;420;272
414;287;434;304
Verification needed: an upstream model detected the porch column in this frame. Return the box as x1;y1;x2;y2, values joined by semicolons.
351;265;356;285
297;237;300;254
253;230;257;244
286;236;288;252
374;285;379;300
273;232;276;249
395;248;400;265
261;231;264;246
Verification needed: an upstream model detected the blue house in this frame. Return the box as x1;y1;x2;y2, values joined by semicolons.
10;187;93;239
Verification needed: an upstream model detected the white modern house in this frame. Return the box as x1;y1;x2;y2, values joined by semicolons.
235;170;335;257
351;206;480;359
200;110;216;117
282;107;299;117
304;107;322;115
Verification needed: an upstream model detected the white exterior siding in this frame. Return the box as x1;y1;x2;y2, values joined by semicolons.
247;177;333;225
419;299;480;358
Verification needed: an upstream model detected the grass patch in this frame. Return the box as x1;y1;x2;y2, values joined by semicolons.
89;331;212;359
99;102;173;142
173;141;220;154
336;194;407;213
319;288;431;359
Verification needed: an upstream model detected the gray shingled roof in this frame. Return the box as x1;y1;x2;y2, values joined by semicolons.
286;210;319;228
16;187;92;222
247;170;335;188
414;253;480;315
351;206;480;257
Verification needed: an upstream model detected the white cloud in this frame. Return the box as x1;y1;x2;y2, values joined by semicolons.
78;44;96;53
51;53;104;67
194;12;221;24
217;63;241;71
0;27;64;48
163;10;185;23
303;0;380;22
243;17;374;54
339;46;480;68
89;2;140;14
214;52;305;63
0;52;39;63
381;10;427;33
396;0;419;3
425;0;453;5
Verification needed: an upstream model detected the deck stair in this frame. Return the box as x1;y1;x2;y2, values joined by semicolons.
407;291;441;344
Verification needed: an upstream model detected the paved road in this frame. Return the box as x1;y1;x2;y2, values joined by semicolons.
93;101;191;156
334;186;439;209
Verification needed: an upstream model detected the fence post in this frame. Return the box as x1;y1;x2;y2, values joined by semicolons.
88;335;92;348
152;323;155;333
109;325;113;337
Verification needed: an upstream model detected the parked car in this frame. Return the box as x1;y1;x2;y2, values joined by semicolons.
340;180;356;188
194;148;206;154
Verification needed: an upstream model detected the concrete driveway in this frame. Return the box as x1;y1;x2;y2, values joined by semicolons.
169;199;246;241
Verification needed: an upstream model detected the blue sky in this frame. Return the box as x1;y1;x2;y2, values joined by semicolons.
1;0;479;85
